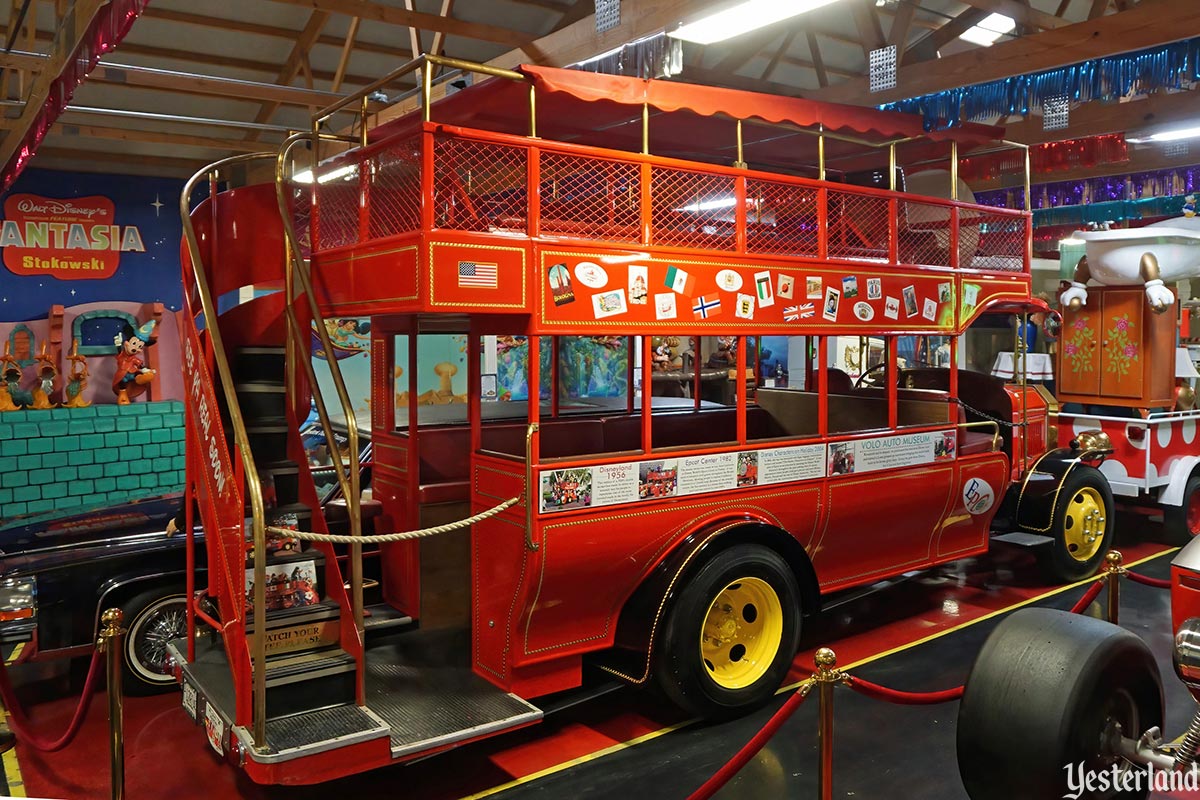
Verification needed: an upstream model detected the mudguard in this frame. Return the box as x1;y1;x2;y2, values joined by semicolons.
1014;447;1105;534
1158;456;1200;507
599;519;819;684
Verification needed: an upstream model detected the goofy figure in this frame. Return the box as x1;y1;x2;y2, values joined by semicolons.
112;320;158;405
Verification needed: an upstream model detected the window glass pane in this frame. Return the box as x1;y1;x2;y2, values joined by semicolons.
557;335;628;413
650;336;743;451
751;336;818;441
827;336;889;434
394;333;468;427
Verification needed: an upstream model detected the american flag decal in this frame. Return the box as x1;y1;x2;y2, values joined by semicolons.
784;303;814;321
458;260;498;288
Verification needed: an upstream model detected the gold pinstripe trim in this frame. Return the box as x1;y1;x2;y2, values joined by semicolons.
429;241;528;309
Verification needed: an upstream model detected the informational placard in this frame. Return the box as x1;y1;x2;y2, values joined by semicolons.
827;430;956;477
539;442;827;513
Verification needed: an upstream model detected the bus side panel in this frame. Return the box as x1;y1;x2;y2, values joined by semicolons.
934;452;1010;559
373;438;420;618
515;486;822;664
815;465;954;590
472;457;532;684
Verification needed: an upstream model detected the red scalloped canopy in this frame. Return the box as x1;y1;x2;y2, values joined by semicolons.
371;64;1006;177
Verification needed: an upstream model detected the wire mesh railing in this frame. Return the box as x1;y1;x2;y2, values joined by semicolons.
304;128;1029;276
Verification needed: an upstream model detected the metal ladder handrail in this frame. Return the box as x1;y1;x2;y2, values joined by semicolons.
179;153;275;752
274;132;366;649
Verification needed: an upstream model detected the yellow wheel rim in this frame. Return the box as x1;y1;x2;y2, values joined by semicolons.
700;577;784;690
1063;486;1106;563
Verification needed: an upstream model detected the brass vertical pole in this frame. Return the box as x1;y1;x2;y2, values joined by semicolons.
889;143;897;192
1106;551;1123;625
734;119;746;168
818;127;826;181
101;608;125;800
529;83;537;138
422;65;433;123
1023;144;1032;213
950;141;959;201
641;102;649;155
815;647;837;800
360;95;370;147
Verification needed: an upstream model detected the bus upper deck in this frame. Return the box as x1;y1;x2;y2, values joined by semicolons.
292;61;1032;332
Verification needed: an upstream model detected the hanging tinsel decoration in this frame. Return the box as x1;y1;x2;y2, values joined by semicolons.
976;162;1200;211
881;37;1200;129
959;133;1129;181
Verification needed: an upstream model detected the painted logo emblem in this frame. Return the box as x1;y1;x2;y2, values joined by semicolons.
962;477;995;515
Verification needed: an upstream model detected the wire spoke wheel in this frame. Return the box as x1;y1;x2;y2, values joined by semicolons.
124;592;188;692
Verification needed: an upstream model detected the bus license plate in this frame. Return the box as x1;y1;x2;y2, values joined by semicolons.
205;704;226;755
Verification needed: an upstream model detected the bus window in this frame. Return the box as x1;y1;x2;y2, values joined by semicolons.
750;336;820;442
394;333;470;428
556;335;629;414
649;335;744;451
827;335;890;434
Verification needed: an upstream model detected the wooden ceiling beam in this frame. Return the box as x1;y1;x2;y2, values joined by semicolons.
552;0;595;32
762;31;796;83
53;122;267;153
888;0;917;58
430;0;456;59
139;8;413;62
331;16;360;93
35;144;207;172
1088;0;1109;18
956;0;1070;29
810;0;1200;105
248;10;331;136
807;32;829;88
260;0;533;48
89;62;348;108
1001;89;1200;146
0;0;109;176
850;0;888;60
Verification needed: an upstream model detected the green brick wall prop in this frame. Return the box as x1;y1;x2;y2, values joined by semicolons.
0;400;187;530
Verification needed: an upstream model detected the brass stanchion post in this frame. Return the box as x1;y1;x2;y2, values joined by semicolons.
814;647;841;800
1105;550;1124;626
100;608;126;800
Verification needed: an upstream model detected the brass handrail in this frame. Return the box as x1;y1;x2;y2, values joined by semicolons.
180;152;275;752
956;420;1002;453
525;422;539;551
275;132;366;644
313;53;530;135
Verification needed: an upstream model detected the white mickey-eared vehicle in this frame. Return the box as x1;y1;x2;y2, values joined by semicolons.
956;535;1200;799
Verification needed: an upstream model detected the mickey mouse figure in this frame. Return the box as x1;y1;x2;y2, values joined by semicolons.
112;319;158;405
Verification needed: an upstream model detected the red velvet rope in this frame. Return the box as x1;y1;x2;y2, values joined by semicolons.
1125;571;1172;590
0;647;103;753
845;676;964;705
1069;579;1105;614
687;686;812;800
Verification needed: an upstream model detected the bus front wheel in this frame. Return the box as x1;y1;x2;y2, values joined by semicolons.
1039;466;1115;583
654;543;801;720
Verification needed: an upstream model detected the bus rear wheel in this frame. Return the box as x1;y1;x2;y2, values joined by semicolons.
1039;466;1114;583
654;544;801;720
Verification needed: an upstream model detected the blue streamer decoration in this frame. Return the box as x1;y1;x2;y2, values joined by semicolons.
881;37;1200;129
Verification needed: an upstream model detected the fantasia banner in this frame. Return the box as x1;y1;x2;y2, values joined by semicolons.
2;193;144;280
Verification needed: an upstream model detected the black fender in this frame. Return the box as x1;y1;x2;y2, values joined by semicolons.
1013;447;1107;534
600;518;819;684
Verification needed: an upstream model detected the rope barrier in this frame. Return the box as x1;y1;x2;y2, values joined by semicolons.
1125;570;1171;590
1069;579;1106;614
686;681;815;800
844;676;964;705
0;647;103;753
267;495;520;544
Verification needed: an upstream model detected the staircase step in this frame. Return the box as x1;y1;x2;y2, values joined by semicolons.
260;646;357;718
234;346;285;385
257;459;301;507
235;383;286;422
246;421;290;463
363;603;415;636
245;600;342;661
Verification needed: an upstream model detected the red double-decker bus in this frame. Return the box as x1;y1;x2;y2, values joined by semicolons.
171;55;1112;785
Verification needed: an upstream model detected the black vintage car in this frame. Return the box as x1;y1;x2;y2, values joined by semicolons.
0;494;199;693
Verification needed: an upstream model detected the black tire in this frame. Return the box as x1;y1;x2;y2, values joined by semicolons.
653;544;801;720
1162;474;1200;546
958;608;1162;800
121;589;188;696
1039;465;1115;583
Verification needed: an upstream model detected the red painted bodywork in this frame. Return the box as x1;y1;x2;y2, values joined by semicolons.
178;71;1038;782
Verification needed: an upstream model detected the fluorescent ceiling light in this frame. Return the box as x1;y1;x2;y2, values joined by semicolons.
292;164;358;184
668;0;843;46
1144;125;1200;143
958;13;1015;47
